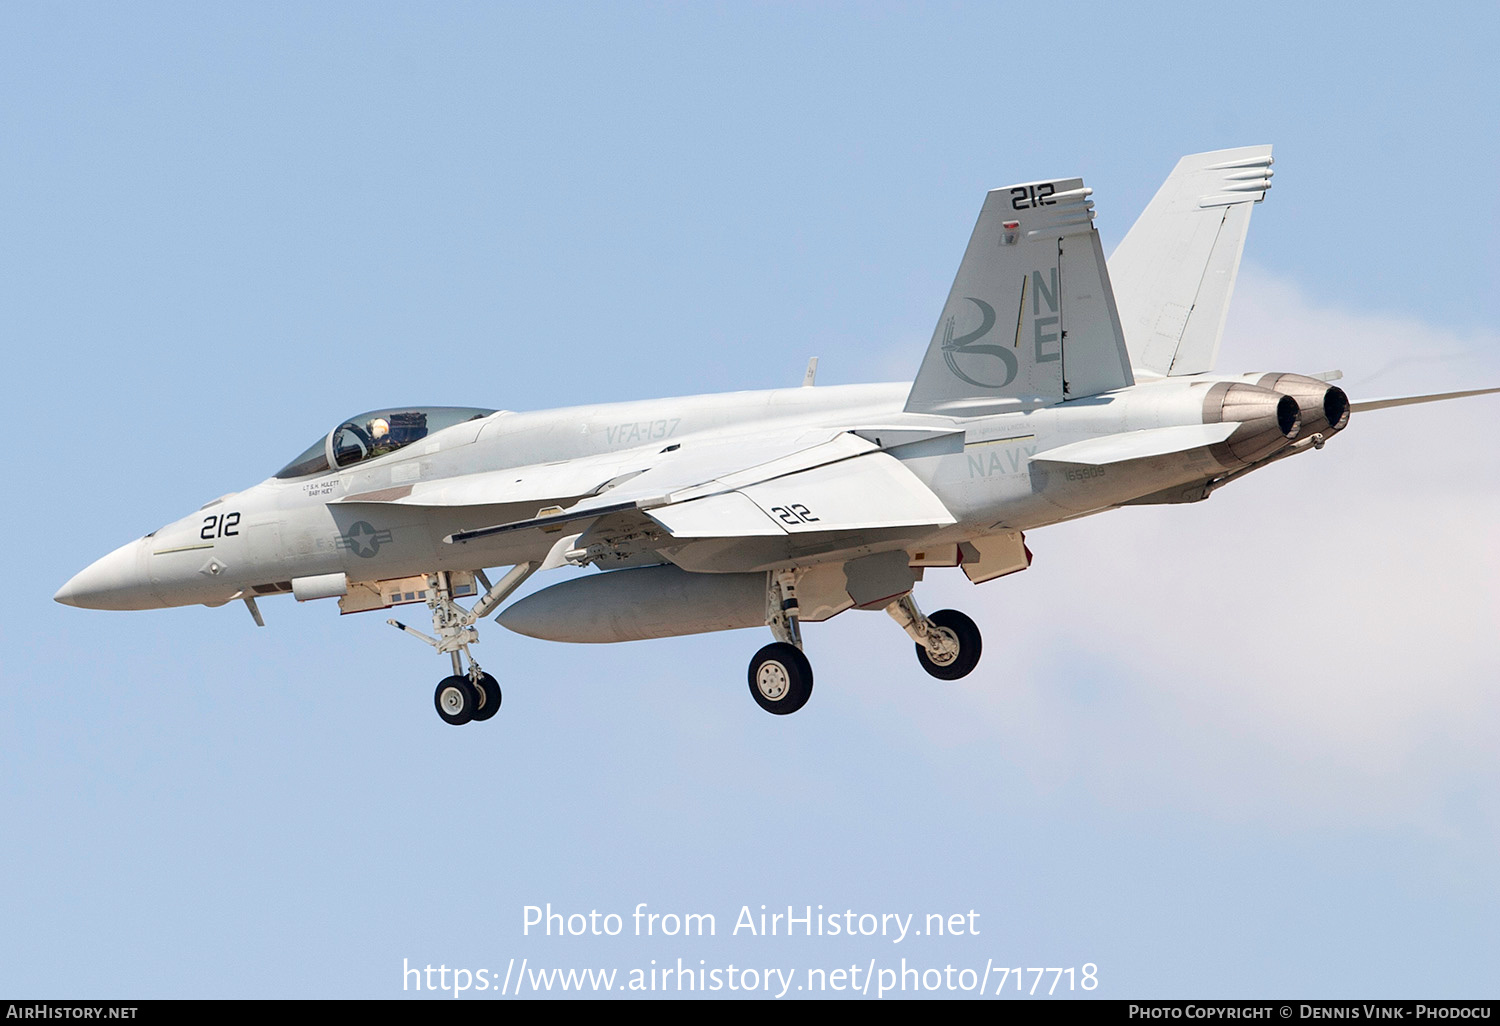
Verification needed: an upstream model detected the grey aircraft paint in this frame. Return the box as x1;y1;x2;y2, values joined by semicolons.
55;146;1500;723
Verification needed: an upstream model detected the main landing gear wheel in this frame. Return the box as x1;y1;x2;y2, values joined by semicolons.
470;673;502;722
748;642;814;715
434;675;479;725
915;609;982;681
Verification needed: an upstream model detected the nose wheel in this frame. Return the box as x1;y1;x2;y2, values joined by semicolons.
433;671;502;726
470;672;502;721
434;675;478;725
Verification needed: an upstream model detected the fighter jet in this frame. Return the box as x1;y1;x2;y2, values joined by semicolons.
55;146;1498;725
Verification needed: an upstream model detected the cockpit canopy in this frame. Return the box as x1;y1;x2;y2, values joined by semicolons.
275;406;496;479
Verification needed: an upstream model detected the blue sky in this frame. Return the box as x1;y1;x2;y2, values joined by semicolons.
3;1;1497;998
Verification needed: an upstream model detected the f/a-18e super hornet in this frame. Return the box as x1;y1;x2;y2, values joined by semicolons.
56;146;1499;724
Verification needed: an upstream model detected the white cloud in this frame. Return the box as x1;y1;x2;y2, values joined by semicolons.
821;268;1500;843
1226;263;1500;396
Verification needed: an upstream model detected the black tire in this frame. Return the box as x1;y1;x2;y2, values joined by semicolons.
470;673;502;722
915;609;982;681
434;675;479;725
748;642;814;715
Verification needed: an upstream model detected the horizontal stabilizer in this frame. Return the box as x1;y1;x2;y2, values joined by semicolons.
1031;423;1238;465
1350;386;1500;413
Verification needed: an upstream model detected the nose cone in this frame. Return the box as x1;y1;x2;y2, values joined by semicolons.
54;538;156;610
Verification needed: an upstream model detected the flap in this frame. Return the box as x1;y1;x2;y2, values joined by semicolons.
648;450;955;539
642;492;784;538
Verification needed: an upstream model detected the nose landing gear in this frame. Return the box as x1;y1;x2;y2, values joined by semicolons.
391;566;534;725
434;675;478;725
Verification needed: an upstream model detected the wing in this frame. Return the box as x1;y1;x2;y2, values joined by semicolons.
444;429;956;547
335;425;852;511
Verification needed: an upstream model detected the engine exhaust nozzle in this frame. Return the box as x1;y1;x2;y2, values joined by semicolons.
1202;382;1301;467
1248;372;1350;438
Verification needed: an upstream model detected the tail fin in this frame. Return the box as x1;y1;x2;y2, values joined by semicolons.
1108;145;1273;377
905;178;1134;415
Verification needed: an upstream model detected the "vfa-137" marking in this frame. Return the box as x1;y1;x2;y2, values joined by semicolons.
604;418;681;446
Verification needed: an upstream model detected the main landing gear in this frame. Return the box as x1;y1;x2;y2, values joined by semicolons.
748;570;815;715
886;595;983;681
745;570;984;716
389;565;538;726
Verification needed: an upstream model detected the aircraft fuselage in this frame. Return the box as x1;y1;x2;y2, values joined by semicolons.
55;375;1293;613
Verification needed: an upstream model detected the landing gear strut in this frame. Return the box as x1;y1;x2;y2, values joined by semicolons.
747;569;814;715
391;565;536;725
886;594;982;680
743;571;987;713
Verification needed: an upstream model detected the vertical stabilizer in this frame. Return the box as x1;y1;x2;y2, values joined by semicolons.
905;178;1134;415
1108;145;1273;377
